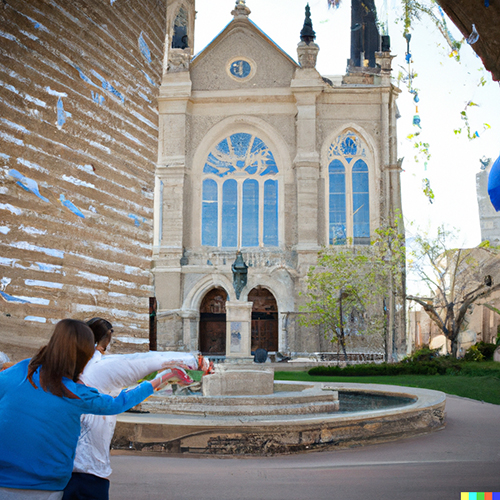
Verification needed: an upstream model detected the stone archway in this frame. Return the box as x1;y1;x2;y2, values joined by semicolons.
249;287;278;352
199;287;227;355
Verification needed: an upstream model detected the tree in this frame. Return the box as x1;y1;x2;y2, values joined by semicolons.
300;216;406;363
406;226;500;357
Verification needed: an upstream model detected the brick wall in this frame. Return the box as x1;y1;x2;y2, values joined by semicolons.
0;0;166;359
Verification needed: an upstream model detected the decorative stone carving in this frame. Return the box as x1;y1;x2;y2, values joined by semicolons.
297;41;319;69
231;0;251;19
167;49;191;73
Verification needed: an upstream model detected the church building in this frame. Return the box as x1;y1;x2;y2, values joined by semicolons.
153;0;404;360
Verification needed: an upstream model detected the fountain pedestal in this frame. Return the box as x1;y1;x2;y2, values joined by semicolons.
202;368;274;396
225;301;253;362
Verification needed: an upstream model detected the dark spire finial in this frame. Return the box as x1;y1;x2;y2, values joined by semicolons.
300;4;316;45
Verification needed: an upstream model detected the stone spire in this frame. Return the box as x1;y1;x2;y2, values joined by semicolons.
300;3;316;44
297;4;319;69
232;0;251;19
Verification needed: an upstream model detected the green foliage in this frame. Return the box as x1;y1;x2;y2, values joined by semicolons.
463;345;484;362
308;357;462;377
403;345;440;362
465;342;496;361
300;214;405;360
299;245;382;357
275;370;500;405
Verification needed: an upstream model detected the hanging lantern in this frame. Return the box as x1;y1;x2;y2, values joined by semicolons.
487;154;500;211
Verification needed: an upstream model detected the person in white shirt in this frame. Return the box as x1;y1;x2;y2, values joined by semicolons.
62;318;206;500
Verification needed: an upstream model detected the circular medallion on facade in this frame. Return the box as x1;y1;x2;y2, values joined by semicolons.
226;57;256;82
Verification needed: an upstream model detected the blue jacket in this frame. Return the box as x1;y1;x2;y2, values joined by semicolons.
0;359;153;491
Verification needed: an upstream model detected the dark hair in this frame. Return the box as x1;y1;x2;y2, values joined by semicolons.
86;317;113;345
28;319;95;398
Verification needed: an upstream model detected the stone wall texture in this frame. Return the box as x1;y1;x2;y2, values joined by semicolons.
0;0;166;359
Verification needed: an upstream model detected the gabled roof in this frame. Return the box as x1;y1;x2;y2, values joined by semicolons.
191;15;299;69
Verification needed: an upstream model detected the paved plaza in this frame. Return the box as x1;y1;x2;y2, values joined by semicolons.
109;394;500;500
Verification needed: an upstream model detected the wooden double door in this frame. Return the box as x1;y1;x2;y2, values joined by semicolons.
199;287;278;355
249;287;278;352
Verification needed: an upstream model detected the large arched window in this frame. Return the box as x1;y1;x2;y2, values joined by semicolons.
202;133;279;248
327;131;370;245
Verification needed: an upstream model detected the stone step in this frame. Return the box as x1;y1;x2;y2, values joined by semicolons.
141;399;339;416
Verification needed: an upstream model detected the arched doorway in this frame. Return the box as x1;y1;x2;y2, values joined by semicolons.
249;287;278;352
199;288;227;355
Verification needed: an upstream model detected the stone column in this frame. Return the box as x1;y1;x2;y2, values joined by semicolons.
225;301;253;362
291;62;323;263
153;70;192;349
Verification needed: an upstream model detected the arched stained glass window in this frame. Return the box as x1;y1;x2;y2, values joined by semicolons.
222;179;238;247
263;179;278;246
329;160;346;245
242;179;259;247
202;179;218;246
202;133;279;248
352;160;370;244
327;131;370;245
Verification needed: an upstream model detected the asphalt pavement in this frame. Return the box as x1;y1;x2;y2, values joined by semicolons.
109;395;500;500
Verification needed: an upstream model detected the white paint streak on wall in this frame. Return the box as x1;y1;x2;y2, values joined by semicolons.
0;203;22;215
20;225;47;235
70;252;150;275
24;94;46;107
128;109;157;130
19;30;39;41
25;279;63;289
45;86;68;97
35;262;62;273
0;118;30;134
121;131;143;146
24;316;47;323
0;30;18;43
115;335;148;344
17;158;50;175
62;175;95;188
75;271;109;283
109;279;137;289
17;296;51;305
76;164;95;174
0;131;24;146
75;287;100;295
73;303;148;321
9;242;64;258
0;257;16;267
89;140;111;154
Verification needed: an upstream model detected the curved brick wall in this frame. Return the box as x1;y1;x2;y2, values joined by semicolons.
0;0;166;358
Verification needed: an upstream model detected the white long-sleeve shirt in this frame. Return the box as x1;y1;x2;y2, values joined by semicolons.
73;351;198;478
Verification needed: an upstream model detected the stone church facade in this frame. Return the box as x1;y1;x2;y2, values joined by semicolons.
153;1;405;359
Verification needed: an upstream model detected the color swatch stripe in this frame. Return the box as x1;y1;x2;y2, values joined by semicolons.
462;494;499;500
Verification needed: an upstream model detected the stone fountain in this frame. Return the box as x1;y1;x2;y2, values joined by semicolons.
112;257;446;455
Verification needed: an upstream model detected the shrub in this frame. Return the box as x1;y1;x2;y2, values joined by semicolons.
308;357;462;377
463;345;485;362
403;345;440;363
474;341;497;361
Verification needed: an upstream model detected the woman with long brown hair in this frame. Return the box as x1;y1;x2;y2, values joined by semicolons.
0;319;171;499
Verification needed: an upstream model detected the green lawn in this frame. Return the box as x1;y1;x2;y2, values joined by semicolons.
274;370;500;405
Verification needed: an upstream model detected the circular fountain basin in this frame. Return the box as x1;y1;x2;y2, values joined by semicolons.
112;381;446;455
